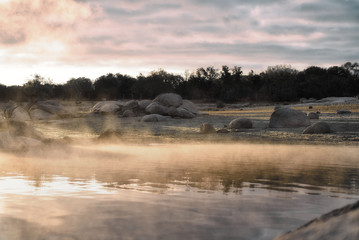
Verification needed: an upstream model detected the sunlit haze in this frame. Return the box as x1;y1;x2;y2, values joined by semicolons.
0;0;358;86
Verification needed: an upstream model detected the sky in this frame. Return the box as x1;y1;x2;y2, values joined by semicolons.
0;0;358;86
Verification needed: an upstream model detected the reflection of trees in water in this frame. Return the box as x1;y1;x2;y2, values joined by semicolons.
87;163;359;194
3;145;359;194
6;160;359;194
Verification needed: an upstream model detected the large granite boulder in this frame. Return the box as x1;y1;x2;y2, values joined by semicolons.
269;107;310;128
168;107;196;119
123;100;139;110
154;93;183;107
229;117;253;129
92;101;122;114
274;200;359;240
27;100;71;120
181;100;199;115
145;102;169;115
138;100;152;111
303;121;331;134
4;101;31;121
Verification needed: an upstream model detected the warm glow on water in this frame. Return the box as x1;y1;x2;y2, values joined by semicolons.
0;143;358;239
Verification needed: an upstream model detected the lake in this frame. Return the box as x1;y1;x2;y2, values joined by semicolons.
0;143;358;240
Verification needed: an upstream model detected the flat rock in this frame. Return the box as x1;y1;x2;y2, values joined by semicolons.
141;114;170;122
92;101;122;114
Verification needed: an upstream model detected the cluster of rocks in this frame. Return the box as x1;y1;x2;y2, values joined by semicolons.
269;107;331;134
4;100;71;121
92;93;200;122
200;106;332;135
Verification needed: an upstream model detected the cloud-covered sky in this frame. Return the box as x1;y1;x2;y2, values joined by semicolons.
0;0;358;85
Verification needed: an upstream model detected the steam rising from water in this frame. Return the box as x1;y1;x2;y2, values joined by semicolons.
0;142;359;240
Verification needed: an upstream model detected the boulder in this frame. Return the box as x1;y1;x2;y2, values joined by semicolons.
145;102;169;115
8;106;31;121
308;112;319;119
303;121;331;134
181;100;199;115
141;114;169;122
122;109;136;118
274;200;359;240
154;93;183;107
124;100;138;110
138;100;152;111
34;100;69;117
200;123;216;134
176;107;196;119
269;108;311;128
92;101;122;114
4;102;31;121
229;117;253;129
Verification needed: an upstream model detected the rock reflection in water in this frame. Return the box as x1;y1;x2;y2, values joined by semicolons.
0;143;358;240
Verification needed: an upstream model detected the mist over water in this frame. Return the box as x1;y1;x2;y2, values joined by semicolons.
0;143;359;240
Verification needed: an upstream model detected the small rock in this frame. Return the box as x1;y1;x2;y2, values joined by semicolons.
303;121;331;134
216;128;229;133
200;123;216;134
229;117;253;129
141;114;169;122
308;112;319;119
216;101;225;109
98;130;122;141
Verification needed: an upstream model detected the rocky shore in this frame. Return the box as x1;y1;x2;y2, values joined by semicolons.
1;95;359;150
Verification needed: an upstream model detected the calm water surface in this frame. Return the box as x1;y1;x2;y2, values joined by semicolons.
0;143;358;240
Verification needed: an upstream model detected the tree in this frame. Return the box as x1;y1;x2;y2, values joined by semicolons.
23;74;54;101
65;77;94;101
262;65;298;101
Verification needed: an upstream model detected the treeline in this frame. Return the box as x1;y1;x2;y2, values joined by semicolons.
1;62;358;103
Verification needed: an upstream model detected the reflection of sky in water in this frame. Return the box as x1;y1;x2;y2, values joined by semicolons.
0;175;116;197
